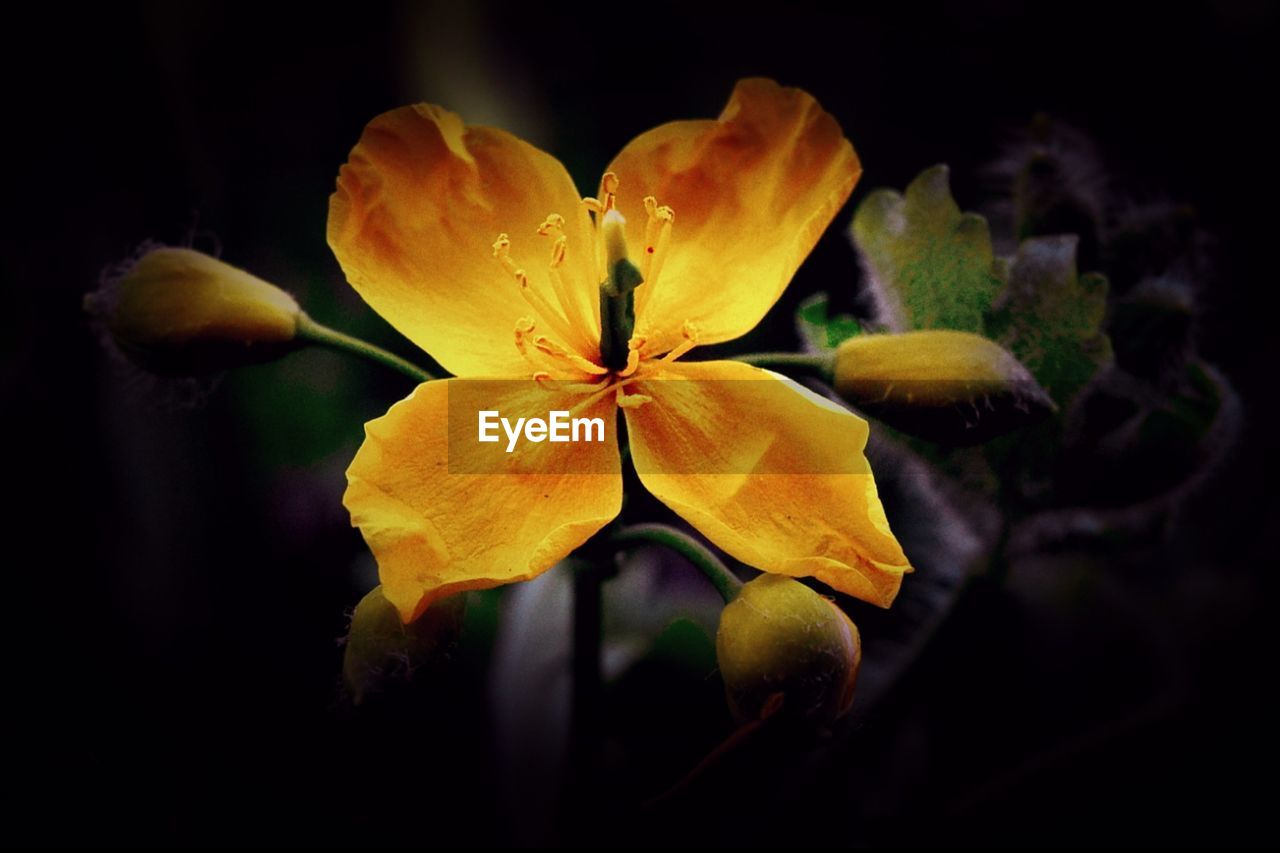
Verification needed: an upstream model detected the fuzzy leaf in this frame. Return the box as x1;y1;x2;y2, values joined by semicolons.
987;235;1112;406
852;164;1003;335
795;292;864;351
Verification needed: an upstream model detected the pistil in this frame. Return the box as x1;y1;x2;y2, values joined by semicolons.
598;210;644;372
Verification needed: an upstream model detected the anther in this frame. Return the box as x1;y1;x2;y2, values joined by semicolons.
513;317;537;354
661;320;700;362
537;213;566;236
601;171;619;213
492;233;521;277
615;387;652;409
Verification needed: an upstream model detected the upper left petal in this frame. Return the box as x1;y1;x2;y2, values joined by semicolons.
328;105;601;376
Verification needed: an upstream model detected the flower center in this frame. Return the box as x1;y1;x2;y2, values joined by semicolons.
582;172;682;373
490;172;693;406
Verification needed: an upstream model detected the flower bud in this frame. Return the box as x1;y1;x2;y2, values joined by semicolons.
833;330;1054;444
85;246;303;375
716;574;862;725
342;585;465;706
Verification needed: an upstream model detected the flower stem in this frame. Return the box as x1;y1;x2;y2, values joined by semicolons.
735;351;835;383
295;313;434;383
611;523;742;603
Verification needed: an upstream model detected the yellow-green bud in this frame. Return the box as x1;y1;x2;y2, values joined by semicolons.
833;330;1054;444
85;246;302;375
342;585;465;706
716;575;862;725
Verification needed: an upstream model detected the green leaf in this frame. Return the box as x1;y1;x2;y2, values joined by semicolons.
795;292;863;351
851;164;1003;334
987;235;1112;406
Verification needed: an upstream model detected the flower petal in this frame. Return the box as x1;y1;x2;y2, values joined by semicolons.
345;379;622;621
624;359;910;608
329;105;602;377
607;79;861;355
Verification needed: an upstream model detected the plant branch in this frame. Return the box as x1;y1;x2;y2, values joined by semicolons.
296;313;434;383
611;523;742;603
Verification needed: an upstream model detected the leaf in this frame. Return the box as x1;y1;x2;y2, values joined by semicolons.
988;233;1111;404
1054;359;1234;508
986;235;1113;407
851;164;1004;335
1107;276;1195;383
996;114;1107;270
795;292;863;351
832;330;1054;445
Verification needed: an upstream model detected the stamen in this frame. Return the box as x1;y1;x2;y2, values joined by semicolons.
641;196;661;278
506;255;578;347
533;373;604;394
618;336;645;378
548;235;567;269
615;386;652;409
600;171;619;214
513;317;538;356
492;233;520;276
568;375;640;417
661;320;700;363
517;319;581;378
635;204;674;319
534;335;609;375
534;212;586;333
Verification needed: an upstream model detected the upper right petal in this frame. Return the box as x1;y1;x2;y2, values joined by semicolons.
328;105;601;377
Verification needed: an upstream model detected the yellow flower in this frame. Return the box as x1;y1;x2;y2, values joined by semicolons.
328;78;911;622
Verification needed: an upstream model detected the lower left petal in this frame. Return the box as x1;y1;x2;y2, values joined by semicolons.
345;379;623;621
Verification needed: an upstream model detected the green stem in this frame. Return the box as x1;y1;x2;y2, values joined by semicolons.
735;351;835;383
295;313;434;383
611;523;742;603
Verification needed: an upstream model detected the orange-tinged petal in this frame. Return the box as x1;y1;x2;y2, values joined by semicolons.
345;379;622;621
607;79;861;355
624;359;910;608
329;105;602;377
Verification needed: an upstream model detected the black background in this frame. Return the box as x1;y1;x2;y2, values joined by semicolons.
3;1;1277;846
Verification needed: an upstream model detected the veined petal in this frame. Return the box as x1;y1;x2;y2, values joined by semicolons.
607;79;861;355
329;105;602;377
624;359;910;608
345;379;622;621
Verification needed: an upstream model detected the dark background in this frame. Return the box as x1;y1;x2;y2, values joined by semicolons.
3;1;1277;846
